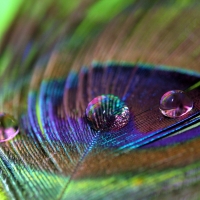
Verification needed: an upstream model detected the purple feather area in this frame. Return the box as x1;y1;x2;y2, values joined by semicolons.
141;125;200;149
24;63;200;150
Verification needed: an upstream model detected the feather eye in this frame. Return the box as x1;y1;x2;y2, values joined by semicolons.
20;62;200;199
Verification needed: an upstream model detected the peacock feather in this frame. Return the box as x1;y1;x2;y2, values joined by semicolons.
1;0;200;199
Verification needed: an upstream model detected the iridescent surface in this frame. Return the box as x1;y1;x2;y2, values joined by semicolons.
86;95;129;131
2;0;200;200
0;113;19;142
159;90;193;118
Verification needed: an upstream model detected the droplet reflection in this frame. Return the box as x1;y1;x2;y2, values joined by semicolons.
86;95;129;131
159;90;193;118
0;113;19;142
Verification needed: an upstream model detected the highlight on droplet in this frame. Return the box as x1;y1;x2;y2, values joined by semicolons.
159;90;193;118
85;94;130;131
0;113;19;142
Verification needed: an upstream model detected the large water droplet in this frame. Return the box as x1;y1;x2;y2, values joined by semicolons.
86;95;130;131
159;90;193;118
0;113;19;142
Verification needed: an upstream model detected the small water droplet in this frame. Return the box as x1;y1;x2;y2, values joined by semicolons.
159;90;193;118
0;113;19;142
86;95;130;131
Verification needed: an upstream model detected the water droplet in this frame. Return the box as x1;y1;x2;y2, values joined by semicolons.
0;113;19;142
86;95;130;131
159;90;193;118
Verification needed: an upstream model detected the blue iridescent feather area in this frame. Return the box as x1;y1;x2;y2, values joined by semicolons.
13;62;199;199
26;62;200;147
